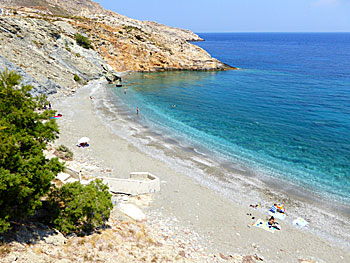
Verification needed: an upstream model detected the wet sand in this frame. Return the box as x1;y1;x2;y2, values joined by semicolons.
54;80;350;263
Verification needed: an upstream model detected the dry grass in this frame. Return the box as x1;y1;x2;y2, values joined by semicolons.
90;239;96;248
107;242;113;250
32;246;42;255
0;243;11;257
77;238;86;245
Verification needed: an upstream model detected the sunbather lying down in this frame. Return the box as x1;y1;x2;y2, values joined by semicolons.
268;216;280;230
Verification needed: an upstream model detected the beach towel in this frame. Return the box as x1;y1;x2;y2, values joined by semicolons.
269;205;277;213
293;217;308;228
49;115;62;119
252;219;276;233
268;211;286;220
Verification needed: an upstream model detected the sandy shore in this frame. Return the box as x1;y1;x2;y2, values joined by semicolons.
53;80;350;263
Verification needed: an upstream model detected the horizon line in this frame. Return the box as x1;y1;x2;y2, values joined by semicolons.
195;31;350;33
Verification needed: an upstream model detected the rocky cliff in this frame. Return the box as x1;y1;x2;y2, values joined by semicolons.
0;0;235;96
0;16;113;96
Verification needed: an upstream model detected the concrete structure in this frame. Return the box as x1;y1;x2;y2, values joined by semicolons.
100;172;160;195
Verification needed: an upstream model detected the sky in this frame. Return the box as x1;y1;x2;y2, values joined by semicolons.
95;0;350;32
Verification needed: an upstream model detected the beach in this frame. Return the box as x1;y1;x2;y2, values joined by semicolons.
53;80;350;263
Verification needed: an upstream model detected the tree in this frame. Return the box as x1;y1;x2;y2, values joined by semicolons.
0;69;63;233
46;180;113;235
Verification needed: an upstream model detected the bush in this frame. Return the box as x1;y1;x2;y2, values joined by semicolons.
46;180;113;235
75;33;93;49
73;74;81;82
0;70;63;233
56;145;73;161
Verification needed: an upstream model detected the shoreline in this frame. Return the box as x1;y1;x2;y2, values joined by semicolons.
54;80;350;263
105;73;350;245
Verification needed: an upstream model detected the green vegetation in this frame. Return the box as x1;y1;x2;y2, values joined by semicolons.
0;70;113;236
65;42;71;52
75;53;81;58
123;25;143;34
32;40;43;48
0;70;63;233
46;180;113;235
56;145;73;161
73;74;81;82
75;33;93;49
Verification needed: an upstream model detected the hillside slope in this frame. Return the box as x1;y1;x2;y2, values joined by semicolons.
0;0;234;95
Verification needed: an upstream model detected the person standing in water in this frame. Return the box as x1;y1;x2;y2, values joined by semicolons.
124;89;127;94
137;107;139;115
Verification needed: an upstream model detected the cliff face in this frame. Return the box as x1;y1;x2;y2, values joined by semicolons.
0;0;235;95
0;16;112;96
70;16;231;72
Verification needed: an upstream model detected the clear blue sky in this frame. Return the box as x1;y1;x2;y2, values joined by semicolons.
95;0;350;32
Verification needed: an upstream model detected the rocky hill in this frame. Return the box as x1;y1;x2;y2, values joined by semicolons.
0;16;112;96
0;0;235;96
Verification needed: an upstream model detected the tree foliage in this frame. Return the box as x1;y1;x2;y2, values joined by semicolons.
46;180;113;235
0;69;63;233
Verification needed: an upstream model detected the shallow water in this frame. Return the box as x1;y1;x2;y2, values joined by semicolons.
94;33;350;246
93;82;350;247
110;33;350;205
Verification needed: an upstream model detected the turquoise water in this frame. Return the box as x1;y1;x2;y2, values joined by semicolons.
111;33;350;204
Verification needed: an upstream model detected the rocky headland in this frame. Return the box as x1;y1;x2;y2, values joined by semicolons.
0;1;244;262
0;0;234;97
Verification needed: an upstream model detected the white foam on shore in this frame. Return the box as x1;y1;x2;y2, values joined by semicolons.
190;156;214;167
90;82;350;249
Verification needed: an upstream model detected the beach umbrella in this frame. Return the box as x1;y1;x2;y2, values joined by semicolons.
78;137;90;144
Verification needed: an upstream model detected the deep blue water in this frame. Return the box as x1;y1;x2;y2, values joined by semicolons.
112;33;350;204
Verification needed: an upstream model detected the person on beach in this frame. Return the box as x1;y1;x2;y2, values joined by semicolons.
49;102;52;109
137;107;139;115
268;216;280;230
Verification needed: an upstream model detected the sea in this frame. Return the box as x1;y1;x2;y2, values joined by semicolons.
98;33;350;245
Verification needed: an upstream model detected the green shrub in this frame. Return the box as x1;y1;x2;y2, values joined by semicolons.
75;53;81;57
46;180;113;235
57;144;69;152
75;33;93;49
65;42;71;52
123;25;142;33
32;40;43;48
73;74;81;82
56;145;73;161
0;70;63;233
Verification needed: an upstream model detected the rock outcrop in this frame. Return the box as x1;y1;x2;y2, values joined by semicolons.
0;0;235;96
0;16;118;96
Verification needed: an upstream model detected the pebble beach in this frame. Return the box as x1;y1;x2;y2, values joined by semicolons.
48;80;350;263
